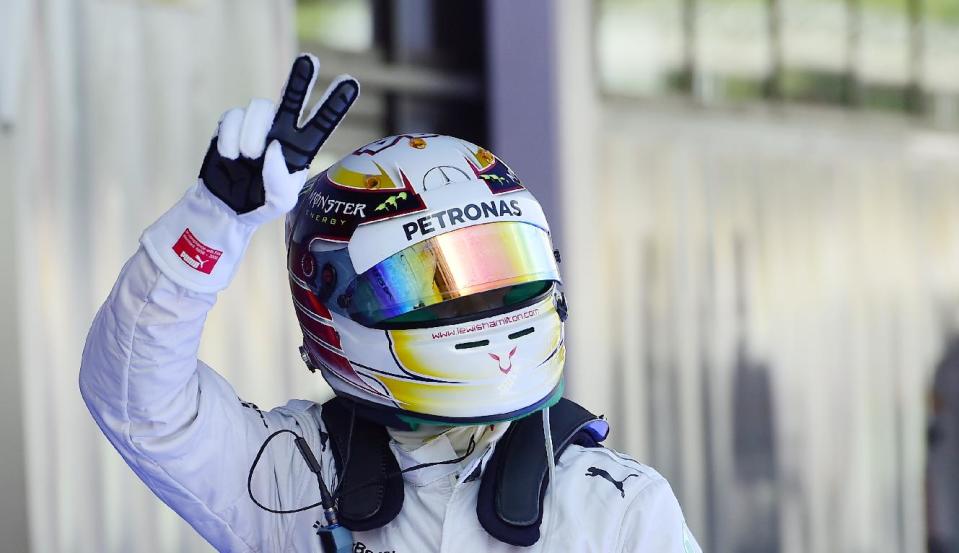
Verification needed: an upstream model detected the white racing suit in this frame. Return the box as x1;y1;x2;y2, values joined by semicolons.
80;244;699;553
79;62;702;551
80;225;702;553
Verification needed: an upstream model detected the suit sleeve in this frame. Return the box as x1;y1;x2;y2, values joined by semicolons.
79;247;320;552
617;475;703;553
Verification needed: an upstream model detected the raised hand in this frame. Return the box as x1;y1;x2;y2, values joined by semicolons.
269;55;360;173
199;54;359;223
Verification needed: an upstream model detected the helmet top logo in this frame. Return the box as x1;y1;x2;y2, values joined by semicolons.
353;133;439;156
489;346;518;374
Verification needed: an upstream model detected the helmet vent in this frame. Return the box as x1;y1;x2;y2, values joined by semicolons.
508;327;536;340
454;339;490;350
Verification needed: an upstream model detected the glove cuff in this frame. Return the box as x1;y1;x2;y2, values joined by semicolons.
140;182;257;293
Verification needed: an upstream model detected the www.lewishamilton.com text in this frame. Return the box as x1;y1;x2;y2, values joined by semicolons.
431;308;539;340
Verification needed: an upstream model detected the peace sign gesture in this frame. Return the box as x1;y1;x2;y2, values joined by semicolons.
269;55;359;172
199;54;359;224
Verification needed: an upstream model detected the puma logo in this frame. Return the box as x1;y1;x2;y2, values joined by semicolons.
178;251;212;271
585;466;639;498
172;228;222;274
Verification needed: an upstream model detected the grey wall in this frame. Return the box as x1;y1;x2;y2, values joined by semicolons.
486;0;561;243
0;111;30;553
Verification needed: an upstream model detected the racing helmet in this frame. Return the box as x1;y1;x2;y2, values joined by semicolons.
285;134;567;425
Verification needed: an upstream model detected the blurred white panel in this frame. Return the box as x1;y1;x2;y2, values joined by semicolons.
923;20;959;93
596;0;959;111
857;3;911;86
0;3;32;549
3;0;359;551
297;0;373;54
582;102;959;553
0;0;29;126
596;0;684;96
697;0;770;80
781;0;847;73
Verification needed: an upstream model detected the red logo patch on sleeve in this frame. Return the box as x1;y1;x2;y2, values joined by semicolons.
172;228;222;274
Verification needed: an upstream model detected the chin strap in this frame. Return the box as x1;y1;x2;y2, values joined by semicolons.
321;397;609;546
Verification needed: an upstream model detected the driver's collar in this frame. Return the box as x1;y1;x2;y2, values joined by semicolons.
387;422;511;486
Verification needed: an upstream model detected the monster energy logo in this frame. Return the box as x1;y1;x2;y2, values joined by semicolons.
479;168;521;188
374;192;408;212
308;191;367;217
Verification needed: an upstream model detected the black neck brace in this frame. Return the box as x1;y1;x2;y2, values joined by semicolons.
320;397;609;546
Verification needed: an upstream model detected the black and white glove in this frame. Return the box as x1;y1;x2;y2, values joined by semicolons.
140;55;358;293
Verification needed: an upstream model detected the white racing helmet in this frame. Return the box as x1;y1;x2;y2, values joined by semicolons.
285;134;567;425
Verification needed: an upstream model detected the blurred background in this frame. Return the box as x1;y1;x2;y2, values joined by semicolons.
2;0;959;551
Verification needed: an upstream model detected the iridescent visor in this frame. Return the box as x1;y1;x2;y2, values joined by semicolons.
347;222;560;325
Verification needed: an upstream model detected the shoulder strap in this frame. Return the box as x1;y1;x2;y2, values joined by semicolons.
320;397;404;531
476;398;609;547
